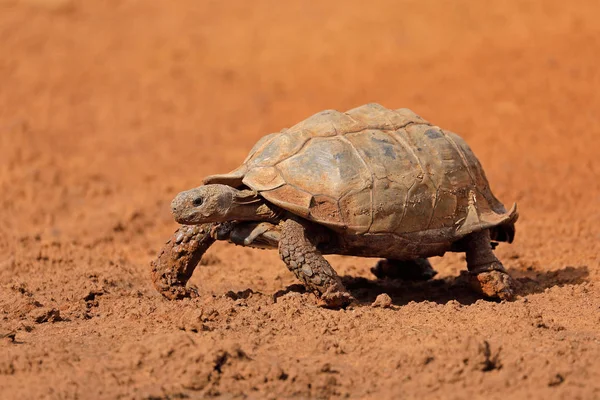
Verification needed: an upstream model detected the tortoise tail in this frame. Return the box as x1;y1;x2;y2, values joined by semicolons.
489;203;518;243
490;221;516;243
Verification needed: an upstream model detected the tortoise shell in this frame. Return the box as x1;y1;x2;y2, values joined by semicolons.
205;103;517;242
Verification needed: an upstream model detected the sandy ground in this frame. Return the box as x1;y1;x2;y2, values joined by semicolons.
1;0;599;399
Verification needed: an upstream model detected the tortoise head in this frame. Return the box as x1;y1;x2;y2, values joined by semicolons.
171;184;238;224
171;184;276;224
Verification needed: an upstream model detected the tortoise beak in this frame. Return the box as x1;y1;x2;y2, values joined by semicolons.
171;191;193;223
171;187;208;224
170;194;184;220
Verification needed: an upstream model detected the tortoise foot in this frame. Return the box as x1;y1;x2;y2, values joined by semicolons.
468;268;515;300
150;224;216;300
317;285;354;309
371;258;437;281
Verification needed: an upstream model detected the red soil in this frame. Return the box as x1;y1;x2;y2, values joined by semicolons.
1;1;599;398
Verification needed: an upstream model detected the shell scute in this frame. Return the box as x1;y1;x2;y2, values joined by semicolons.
246;131;311;168
427;189;459;231
345;129;420;187
262;184;312;218
243;132;279;163
395;108;429;125
395;179;436;234
339;189;372;234
345;103;399;130
242;166;286;191
309;195;344;227
345;103;429;131
287;109;361;136
370;179;410;233
275;137;371;200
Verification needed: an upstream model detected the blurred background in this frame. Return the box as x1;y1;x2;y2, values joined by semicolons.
1;0;598;248
1;1;599;398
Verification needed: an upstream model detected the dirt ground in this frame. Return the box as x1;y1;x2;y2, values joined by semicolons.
1;0;599;399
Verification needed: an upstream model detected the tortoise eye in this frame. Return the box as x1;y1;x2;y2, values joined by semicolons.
192;197;203;206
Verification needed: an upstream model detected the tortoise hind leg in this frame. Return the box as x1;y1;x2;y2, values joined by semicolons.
279;219;353;308
371;258;437;281
463;229;514;300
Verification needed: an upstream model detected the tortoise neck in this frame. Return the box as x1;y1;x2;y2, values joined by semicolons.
229;189;281;222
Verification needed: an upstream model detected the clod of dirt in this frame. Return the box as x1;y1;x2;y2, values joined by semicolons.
29;307;63;324
463;339;501;372
18;323;33;332
548;373;565;387
176;309;212;333
320;363;339;374
83;288;105;309
0;331;16;343
371;293;393;308
213;346;251;373
83;288;104;302
10;283;33;297
180;342;254;394
224;289;254;301
273;284;306;303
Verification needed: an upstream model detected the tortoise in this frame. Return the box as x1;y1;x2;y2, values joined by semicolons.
152;103;518;307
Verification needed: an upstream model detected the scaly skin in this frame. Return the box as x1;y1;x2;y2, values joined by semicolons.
278;219;353;308
150;224;215;300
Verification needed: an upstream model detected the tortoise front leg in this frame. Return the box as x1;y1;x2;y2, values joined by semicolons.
150;224;215;300
278;219;353;308
463;229;515;300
